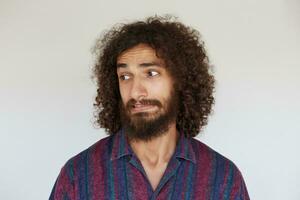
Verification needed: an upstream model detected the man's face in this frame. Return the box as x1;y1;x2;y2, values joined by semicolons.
116;43;179;142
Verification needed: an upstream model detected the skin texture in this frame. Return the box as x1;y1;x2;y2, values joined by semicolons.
116;43;179;190
117;43;178;142
117;44;173;115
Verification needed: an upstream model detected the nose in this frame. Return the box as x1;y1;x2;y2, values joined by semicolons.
130;77;147;101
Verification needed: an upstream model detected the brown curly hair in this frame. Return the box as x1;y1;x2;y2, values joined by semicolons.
92;15;215;138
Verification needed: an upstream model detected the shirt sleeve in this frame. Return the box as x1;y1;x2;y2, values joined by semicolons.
49;161;75;200
236;170;250;200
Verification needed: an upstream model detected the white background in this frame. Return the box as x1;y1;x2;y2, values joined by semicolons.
1;0;299;199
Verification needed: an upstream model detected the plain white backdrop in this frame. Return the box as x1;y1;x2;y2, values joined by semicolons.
1;0;299;199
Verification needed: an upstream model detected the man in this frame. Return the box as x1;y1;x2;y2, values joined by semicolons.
50;16;250;200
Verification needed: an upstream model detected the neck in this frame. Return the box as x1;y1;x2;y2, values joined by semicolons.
127;123;179;167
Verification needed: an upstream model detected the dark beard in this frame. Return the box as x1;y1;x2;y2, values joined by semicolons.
119;89;179;142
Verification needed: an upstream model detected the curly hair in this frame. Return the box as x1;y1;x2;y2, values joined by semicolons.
92;15;215;138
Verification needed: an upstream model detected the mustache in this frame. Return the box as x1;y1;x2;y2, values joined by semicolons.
126;99;162;110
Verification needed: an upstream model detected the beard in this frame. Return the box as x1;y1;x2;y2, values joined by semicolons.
119;88;179;142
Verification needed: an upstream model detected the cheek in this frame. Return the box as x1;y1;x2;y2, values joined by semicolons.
119;85;128;106
150;80;172;97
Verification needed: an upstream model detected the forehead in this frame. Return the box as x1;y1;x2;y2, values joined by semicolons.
116;43;164;66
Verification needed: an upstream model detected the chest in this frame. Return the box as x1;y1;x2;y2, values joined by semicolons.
142;162;168;191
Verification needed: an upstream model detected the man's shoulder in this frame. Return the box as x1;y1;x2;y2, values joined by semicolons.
63;134;114;168
190;137;241;171
189;138;249;199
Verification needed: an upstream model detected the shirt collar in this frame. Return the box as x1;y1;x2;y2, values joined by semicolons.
110;128;196;164
173;130;196;164
110;128;132;161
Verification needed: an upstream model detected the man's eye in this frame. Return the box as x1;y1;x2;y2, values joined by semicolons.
119;75;130;80
148;70;159;77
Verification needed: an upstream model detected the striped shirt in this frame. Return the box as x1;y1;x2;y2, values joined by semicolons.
49;129;250;200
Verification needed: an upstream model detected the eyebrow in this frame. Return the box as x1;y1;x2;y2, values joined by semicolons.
116;62;163;68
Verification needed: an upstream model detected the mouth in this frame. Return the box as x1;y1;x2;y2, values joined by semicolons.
131;104;156;113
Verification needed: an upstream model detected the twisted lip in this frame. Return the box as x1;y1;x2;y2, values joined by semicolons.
131;104;156;113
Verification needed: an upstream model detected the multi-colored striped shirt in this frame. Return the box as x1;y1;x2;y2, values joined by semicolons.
49;129;250;200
